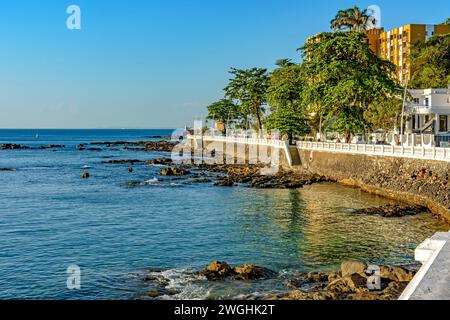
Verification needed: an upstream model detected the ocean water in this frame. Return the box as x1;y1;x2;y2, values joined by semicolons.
0;129;448;300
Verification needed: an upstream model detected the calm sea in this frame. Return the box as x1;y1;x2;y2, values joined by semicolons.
0;129;447;300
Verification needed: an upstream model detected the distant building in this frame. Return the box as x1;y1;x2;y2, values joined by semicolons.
405;88;450;146
374;24;450;84
307;24;450;84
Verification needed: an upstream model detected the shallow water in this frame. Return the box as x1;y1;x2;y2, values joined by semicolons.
0;129;448;300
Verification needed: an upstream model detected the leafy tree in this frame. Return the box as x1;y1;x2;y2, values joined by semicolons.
364;96;402;132
301;31;400;142
266;63;309;143
410;34;450;88
266;106;309;144
206;99;239;134
224;68;269;133
444;18;450;25
330;6;376;31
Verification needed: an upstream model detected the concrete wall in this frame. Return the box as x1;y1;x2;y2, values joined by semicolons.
294;149;450;221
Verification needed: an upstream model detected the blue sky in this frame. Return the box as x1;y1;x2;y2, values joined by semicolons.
0;0;449;129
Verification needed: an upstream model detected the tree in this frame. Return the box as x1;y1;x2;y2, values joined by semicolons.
301;31;400;142
206;99;239;134
364;96;403;133
444;18;450;25
224;68;269;133
410;34;450;88
266;63;309;143
266;106;309;144
330;6;376;31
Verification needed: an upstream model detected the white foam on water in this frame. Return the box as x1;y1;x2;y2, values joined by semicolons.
152;268;211;300
144;178;159;185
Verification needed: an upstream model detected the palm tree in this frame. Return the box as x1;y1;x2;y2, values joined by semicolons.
330;6;376;31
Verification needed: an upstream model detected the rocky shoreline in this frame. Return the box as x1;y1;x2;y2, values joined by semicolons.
141;260;416;300
0;143;65;150
77;140;178;152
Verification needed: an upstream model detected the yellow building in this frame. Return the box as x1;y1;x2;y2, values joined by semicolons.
374;24;450;84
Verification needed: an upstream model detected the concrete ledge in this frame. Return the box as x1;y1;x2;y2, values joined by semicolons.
400;232;450;300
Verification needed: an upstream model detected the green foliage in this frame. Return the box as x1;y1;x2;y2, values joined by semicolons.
301;31;400;140
206;99;239;133
265;106;309;142
224;68;269;132
266;63;309;141
410;34;450;88
444;18;450;25
364;96;402;132
326;106;366;140
330;6;376;31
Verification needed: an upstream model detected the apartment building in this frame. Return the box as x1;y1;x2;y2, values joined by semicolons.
372;24;450;84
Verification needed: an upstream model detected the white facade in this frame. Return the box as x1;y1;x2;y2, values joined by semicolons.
406;89;450;140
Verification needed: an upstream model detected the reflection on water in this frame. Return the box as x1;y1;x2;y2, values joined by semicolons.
233;184;448;272
0;129;448;299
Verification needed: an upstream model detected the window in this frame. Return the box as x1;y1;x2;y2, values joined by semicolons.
425;98;430;107
440;115;448;132
413;98;420;105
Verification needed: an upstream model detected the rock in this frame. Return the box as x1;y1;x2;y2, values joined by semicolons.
88;140;179;152
127;181;142;187
145;288;178;298
192;179;211;183
80;172;90;179
267;290;338;301
0;168;17;171
200;261;235;281
0;144;27;150
380;266;415;282
159;167;189;176
327;274;368;294
307;272;329;283
352;205;429;217
146;158;173;165
380;281;409;299
328;272;341;283
214;178;235;187
232;264;276;281
102;159;143;164
341;261;367;277
346;292;383;300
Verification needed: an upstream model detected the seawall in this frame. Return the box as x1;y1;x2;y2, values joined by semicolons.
186;136;449;221
293;149;450;221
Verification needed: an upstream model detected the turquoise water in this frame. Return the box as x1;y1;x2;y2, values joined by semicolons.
0;129;448;300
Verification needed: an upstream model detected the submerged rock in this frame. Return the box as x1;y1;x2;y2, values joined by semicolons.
146;158;173;165
159;167;189;176
352;204;429;217
102;159;143;164
80;172;90;179
145;288;178;298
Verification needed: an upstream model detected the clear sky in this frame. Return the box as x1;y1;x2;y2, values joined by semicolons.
1;0;449;129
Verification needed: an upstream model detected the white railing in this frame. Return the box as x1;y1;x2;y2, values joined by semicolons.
187;135;293;166
190;135;288;148
297;141;450;162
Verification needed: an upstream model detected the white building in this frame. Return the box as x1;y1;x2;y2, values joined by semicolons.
405;88;450;147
